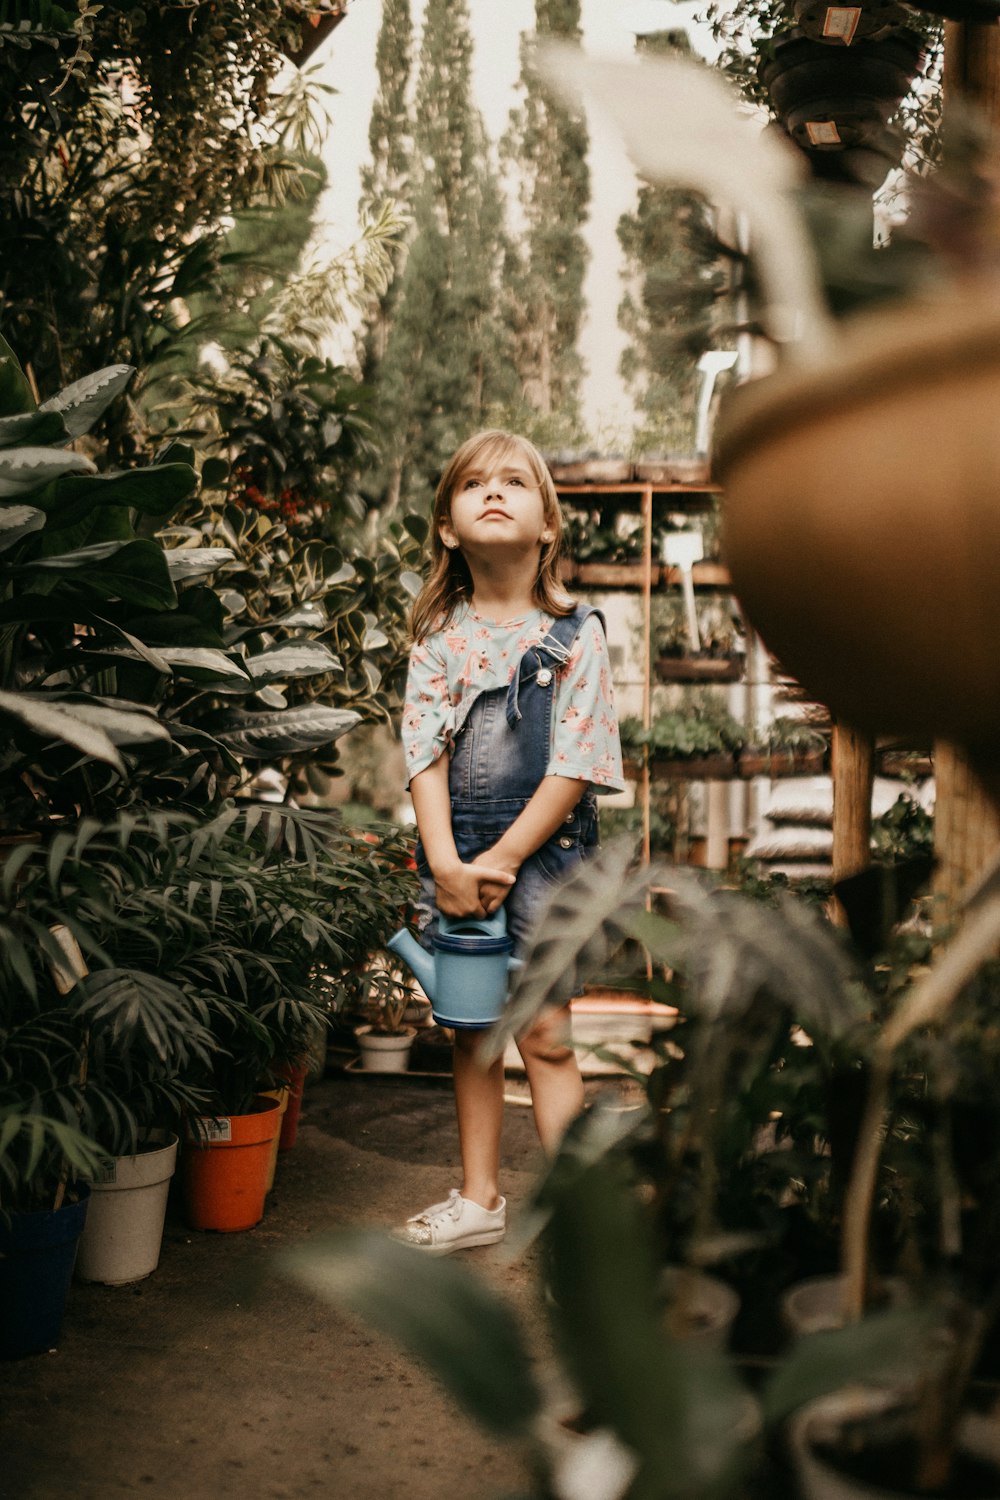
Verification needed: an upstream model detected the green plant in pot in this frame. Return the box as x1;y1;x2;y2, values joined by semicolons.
622;690;747;769
353;958;418;1074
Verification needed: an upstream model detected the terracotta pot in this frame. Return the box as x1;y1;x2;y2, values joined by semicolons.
715;279;1000;760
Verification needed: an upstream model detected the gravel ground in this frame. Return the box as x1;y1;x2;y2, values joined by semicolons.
0;1071;609;1500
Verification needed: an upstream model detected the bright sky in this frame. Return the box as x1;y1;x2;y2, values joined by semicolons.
312;0;722;439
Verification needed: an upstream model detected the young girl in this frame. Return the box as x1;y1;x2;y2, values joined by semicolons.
396;429;625;1254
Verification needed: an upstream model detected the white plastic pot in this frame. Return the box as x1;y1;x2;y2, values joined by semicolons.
76;1132;178;1285
355;1025;416;1073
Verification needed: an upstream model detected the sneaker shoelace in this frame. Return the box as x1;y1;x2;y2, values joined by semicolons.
410;1189;462;1232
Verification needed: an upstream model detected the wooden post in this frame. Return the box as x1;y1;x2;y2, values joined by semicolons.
931;26;1000;915
831;722;875;920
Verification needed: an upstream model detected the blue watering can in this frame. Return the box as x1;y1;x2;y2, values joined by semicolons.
387;908;523;1029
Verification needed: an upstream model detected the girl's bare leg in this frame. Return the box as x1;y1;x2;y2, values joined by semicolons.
453;1028;505;1209
516;1005;584;1155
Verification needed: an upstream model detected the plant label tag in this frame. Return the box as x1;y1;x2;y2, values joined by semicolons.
95;1160;117;1185
806;120;842;146
199;1118;232;1143
823;7;861;42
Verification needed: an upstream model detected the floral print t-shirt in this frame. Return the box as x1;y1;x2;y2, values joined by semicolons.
402;601;625;794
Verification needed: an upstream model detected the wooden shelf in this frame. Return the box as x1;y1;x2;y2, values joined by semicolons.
563;560;731;589
555;482;721;496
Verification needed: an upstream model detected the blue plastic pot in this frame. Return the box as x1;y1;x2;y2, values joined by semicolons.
0;1186;90;1359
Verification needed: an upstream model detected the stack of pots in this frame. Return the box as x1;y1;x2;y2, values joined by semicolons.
759;26;927;189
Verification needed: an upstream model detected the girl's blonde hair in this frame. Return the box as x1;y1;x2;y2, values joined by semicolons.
410;429;574;642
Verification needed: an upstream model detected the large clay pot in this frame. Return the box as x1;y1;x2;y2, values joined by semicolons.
715;278;1000;761
789;1386;1000;1500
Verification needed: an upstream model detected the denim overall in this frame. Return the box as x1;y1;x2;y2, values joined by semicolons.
415;604;602;960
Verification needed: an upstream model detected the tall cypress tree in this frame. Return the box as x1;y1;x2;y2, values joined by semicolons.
617;31;723;451
358;0;413;378
501;0;590;438
374;0;516;508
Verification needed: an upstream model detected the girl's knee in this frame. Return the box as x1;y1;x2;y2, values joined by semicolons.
517;1008;574;1064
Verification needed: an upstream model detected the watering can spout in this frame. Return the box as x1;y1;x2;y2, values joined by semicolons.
387;927;437;1001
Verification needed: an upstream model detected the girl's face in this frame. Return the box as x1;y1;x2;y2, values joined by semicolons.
439;449;554;559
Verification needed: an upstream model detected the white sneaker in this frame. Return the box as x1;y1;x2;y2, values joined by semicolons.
393;1188;506;1255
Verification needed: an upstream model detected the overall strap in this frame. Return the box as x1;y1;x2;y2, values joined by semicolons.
505;603;606;728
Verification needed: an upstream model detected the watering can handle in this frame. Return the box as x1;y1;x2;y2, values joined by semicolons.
437;907;509;940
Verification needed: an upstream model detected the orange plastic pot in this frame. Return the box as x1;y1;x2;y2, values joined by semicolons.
182;1097;281;1232
258;1088;290;1193
277;1062;308;1152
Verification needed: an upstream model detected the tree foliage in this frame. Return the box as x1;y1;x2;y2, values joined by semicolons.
616;31;726;451
367;0;517;509
501;0;590;439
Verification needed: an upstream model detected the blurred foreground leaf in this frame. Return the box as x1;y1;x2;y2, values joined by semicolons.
280;1229;542;1439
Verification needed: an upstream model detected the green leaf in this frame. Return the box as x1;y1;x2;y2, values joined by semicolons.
0;503;45;552
23;538;176;608
39;463;198;520
48;699;172;746
403;513;429;543
762;1305;946;1426
0;689;124;772
246;642;342;685
399;570;423;598
37;364;134;438
0;332;35;416
0;410;67;449
0;446;96;498
164;547;236;581
200;458;230;490
280;1230;542;1438
82;645;250;684
204;705;361;758
547;1159;755;1499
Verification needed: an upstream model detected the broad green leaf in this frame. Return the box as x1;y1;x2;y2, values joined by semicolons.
362;627;390;651
23;538;176;609
83;645;250;683
200;457;229;489
277;601;326;628
547;1159;755;1499
399;570;424;598
50;700;172;746
403;513;429;544
280;1230;542;1438
0;410;67;449
0;332;35;416
762;1305;946;1425
0;689;124;772
484;840;662;1061
325;561;356;586
0;504;45;552
164;546;236;581
38;463;198;520
0;446;96;498
204;704;360;758
246;642;342;686
38;364;134;437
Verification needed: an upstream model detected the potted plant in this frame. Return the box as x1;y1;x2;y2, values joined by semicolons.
354;960;417;1074
622;692;747;779
649;595;745;683
739;716;830;777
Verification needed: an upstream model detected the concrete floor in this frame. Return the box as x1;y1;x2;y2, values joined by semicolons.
0;1071;622;1500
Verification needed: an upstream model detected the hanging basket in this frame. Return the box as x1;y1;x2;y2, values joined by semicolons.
760;33;927;139
280;3;346;67
714;276;1000;759
793;1;912;44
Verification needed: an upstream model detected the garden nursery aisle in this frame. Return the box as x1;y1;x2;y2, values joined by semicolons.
0;1074;564;1500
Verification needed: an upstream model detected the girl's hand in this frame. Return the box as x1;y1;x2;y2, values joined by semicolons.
434;858;514;918
472;846;521;916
